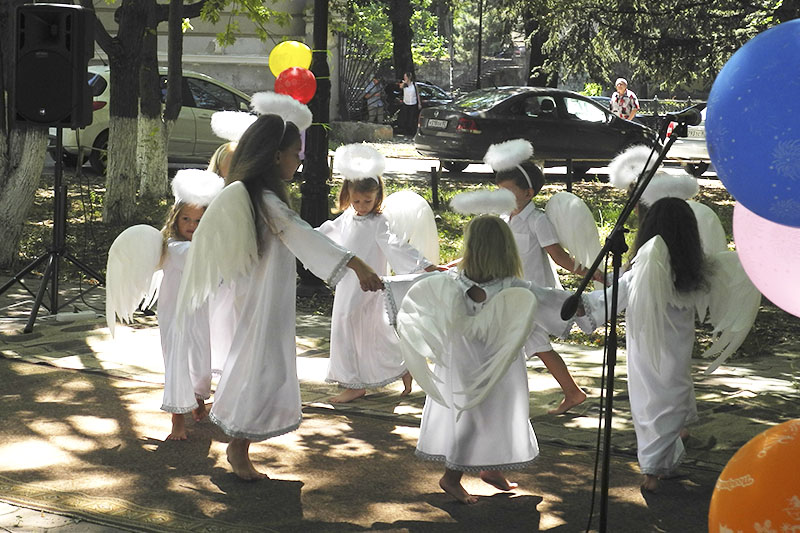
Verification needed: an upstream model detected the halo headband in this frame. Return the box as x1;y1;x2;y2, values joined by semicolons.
516;164;533;189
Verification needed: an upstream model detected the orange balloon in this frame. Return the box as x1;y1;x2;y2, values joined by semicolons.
708;419;800;532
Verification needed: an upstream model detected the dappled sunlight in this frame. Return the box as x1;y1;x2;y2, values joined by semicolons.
65;414;120;437
389;424;419;442
0;441;72;470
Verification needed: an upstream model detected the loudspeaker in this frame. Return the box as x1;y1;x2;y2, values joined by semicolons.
15;4;94;128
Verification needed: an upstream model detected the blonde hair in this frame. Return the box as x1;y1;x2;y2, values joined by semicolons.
159;202;188;264
207;142;237;184
461;215;522;283
338;176;384;214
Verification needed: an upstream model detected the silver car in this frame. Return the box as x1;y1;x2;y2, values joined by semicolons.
49;65;250;173
667;107;711;177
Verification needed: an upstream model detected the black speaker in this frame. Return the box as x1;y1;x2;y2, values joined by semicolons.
15;3;94;128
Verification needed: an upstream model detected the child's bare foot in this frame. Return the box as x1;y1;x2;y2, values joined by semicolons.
679;428;690;441
167;413;187;441
329;388;366;403
440;475;478;504
401;372;413;396
548;389;587;415
641;474;660;492
226;439;268;481
192;398;208;422
479;470;518;491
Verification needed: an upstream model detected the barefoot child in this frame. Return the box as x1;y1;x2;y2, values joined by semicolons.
158;171;225;439
392;212;592;503
583;197;759;491
486;139;604;415
318;144;436;403
177;103;384;480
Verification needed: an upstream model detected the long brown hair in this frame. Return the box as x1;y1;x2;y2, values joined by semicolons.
226;114;301;250
634;197;707;293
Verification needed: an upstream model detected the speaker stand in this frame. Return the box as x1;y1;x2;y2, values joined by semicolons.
0;127;105;333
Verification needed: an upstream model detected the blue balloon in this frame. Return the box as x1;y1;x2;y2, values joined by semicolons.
706;19;800;227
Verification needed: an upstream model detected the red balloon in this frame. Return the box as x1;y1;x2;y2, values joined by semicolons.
274;67;317;104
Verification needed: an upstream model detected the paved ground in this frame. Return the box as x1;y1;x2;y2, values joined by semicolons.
0;276;798;532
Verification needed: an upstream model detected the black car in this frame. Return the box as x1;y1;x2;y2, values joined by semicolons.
414;87;656;173
384;81;453;124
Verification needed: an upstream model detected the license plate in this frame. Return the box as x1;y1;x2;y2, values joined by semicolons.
427;118;448;129
687;128;704;138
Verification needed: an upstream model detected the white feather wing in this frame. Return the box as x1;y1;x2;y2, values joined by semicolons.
627;236;673;372
545;191;601;272
382;190;440;264
396;274;461;407
105;225;163;336
456;287;537;414
687;201;727;256
701;251;761;375
176;182;257;318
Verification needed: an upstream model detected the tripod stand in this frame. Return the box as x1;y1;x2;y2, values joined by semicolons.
0;127;105;333
561;120;694;531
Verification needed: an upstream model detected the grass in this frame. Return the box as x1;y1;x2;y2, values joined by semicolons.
5;158;798;362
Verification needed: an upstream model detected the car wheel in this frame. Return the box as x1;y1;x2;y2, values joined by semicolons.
681;162;709;177
442;160;469;172
89;130;109;175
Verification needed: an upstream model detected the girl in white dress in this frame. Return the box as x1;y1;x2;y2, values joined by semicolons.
158;171;224;440
186;114;384;480
397;215;588;504
319;144;436;403
487;140;604;415
584;197;709;492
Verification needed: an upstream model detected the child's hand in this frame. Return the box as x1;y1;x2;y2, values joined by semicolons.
591;269;608;285
348;256;384;292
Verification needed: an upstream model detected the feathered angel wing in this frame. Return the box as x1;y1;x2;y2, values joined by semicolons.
687;201;727;256
176;182;257;319
545;191;601;272
701;251;761;375
455;287;537;414
382;190;440;264
395;274;461;407
626;235;674;373
105;225;163;336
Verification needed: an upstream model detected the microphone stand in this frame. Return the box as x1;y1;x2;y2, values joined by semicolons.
561;128;682;532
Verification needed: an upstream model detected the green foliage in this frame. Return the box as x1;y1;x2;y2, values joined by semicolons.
199;0;292;46
331;0;448;65
581;82;603;97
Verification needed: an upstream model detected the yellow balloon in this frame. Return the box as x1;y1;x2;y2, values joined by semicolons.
268;41;312;78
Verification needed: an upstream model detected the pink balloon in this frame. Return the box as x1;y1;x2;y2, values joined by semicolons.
733;203;800;318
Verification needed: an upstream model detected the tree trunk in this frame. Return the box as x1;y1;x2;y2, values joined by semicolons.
0;1;49;267
386;0;414;77
524;16;554;87
137;2;168;200
100;0;147;225
0;128;47;267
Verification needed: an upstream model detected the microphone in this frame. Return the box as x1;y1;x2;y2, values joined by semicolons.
665;106;702;126
560;293;580;321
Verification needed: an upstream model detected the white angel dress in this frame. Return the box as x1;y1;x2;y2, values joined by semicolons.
178;185;354;441
503;193;601;355
389;270;590;472
583;235;760;477
158;239;214;412
106;227;216;415
317;208;432;389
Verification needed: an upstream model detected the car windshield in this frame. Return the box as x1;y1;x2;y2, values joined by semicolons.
452;90;514;111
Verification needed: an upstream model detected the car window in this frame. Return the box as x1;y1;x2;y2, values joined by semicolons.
453;91;511;111
564;97;608;123
419;84;448;100
185;77;240;111
87;72;107;97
